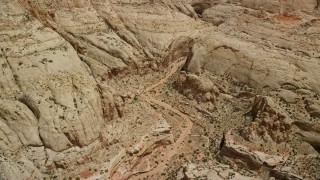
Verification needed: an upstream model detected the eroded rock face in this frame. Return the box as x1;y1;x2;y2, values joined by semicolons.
17;0;211;76
1;0;320;179
220;96;298;171
241;96;292;143
178;163;256;180
270;154;320;179
0;0;110;177
185;31;320;93
175;73;219;102
222;130;289;170
198;4;320;92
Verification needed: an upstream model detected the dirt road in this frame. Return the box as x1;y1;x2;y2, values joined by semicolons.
88;59;192;180
129;94;193;179
129;59;193;179
142;60;185;94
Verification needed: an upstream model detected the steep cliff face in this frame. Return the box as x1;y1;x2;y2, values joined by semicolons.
18;0;209;74
0;0;320;179
0;1;109;178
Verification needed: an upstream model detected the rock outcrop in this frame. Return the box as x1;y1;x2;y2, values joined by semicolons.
0;0;320;179
222;130;289;170
175;73;219;102
242;96;292;143
177;163;256;180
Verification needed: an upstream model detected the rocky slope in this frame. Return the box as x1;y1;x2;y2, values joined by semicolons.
0;0;320;179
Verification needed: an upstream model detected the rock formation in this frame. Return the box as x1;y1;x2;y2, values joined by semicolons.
0;0;319;179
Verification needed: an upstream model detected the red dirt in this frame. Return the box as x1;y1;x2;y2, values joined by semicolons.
79;171;94;179
272;13;301;24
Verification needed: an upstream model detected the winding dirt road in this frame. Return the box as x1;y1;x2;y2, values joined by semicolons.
142;60;185;94
88;60;193;180
129;60;193;179
130;95;193;179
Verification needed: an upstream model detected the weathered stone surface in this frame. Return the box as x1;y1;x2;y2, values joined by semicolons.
0;0;320;179
279;89;298;103
222;130;288;170
185;31;320;93
178;163;256;180
270;155;320;179
0;156;43;180
241;96;292;143
199;4;320;92
175;73;219;102
306;101;320;118
295;131;320;153
0;1;111;176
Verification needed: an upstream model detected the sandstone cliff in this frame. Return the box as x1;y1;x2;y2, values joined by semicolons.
0;0;320;179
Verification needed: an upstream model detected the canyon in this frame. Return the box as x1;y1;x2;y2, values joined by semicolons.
0;0;320;179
